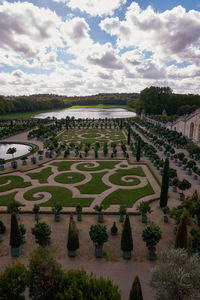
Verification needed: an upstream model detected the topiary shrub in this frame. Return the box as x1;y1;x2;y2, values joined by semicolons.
67;215;79;252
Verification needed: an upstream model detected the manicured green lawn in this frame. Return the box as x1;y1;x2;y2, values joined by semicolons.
27;167;53;184
24;186;94;207
77;172;110;194
77;161;119;172
102;182;155;207
66;104;136;112
58;129;126;145
51;161;76;171
0;192;23;206
55;172;85;184
109;167;145;186
0;175;31;192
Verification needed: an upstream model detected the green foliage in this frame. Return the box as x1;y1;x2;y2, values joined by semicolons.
128;276;143;300
119;205;126;215
76;204;82;213
94;205;105;213
19;224;26;236
31;222;51;246
10;213;21;248
160;158;169;208
29;247;63;300
136;138;141;162
33;204;40;214
142;222;162;248
151;248;200;300
0;263;28;300
175;216;188;249
89;224;108;246
121;215;133;252
0;220;6;234
137;202;152;215
52;204;63;214
178;179;191;192
111;222;118;235
28;167;53;184
57;269;121;300
7;202;21;213
67;215;79;251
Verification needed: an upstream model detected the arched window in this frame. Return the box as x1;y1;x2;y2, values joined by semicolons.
189;122;194;139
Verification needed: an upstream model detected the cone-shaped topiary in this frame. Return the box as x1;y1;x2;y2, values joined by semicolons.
111;222;118;235
67;215;79;251
128;125;131;145
175;215;187;249
10;213;21;248
121;215;133;252
160;158;169;208
129;275;143;300
136;138;141;162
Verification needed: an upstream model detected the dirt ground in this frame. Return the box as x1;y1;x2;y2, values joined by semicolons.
0;206;176;300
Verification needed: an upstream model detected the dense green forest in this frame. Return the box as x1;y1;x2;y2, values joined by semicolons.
136;86;200;116
0;93;138;115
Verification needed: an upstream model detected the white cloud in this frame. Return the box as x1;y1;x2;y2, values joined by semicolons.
100;3;200;64
66;0;127;17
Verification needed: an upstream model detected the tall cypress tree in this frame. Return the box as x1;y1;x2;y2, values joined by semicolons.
10;213;21;248
160;158;169;208
136;138;141;162
67;215;79;251
128;125;131;145
129;276;143;300
121;215;133;252
175;216;187;249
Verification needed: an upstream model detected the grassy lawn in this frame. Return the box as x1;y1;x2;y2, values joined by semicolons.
55;172;85;184
58;129;126;145
0;192;23;206
102;182;155;208
27;167;53;184
24;186;94;207
51;161;76;171
0;175;32;192
109;167;145;186
65;104;136;112
77;161;119;172
0;108;63;120
77;172;110;194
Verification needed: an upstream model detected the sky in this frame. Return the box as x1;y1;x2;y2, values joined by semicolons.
0;0;200;96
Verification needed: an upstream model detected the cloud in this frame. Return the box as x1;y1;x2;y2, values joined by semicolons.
66;0;127;17
100;2;200;64
87;51;123;69
0;1;62;65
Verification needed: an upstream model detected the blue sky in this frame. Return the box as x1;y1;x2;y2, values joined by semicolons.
0;0;200;95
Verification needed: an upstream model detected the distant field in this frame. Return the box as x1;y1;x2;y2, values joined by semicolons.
0;105;135;120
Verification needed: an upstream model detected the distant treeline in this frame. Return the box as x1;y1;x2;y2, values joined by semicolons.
0;93;138;115
136;86;200;116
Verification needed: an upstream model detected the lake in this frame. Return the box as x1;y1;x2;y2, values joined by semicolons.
0;143;31;160
34;108;136;119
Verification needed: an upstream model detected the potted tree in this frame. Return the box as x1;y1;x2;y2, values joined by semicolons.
0;158;5;171
178;179;191;201
162;206;169;223
119;205;126;222
94;204;105;222
52;204;63;222
67;215;79;257
76;204;82;221
38;150;44;161
137;202;152;223
31;222;51;247
21;156;27;166
7;202;21;219
172;177;178;192
0;220;6;242
111;222;118;235
142;222;162;260
7;147;17;169
89;224;108;258
10;213;22;256
19;224;26;244
186;160;196;175
33;204;40;221
121;215;133;259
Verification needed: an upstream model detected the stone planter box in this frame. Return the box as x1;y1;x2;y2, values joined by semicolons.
22;160;27;165
45;151;50;158
39;155;43;160
174;159;178;163
156;166;160;170
68;249;77;257
11;245;22;257
172;186;177;192
187;169;192;175
194;175;198;180
34;214;39;221
119;215;124;222
77;214;82;221
31;157;36;164
163;215;168;223
11;161;17;169
170;156;174;160
54;214;61;222
168;180;173;186
178;193;185;201
95;245;103;258
183;166;186;170
122;251;132;259
0;165;5;170
178;162;182;167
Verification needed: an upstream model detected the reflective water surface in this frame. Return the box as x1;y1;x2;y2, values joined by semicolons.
0;143;31;160
34;108;136;120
